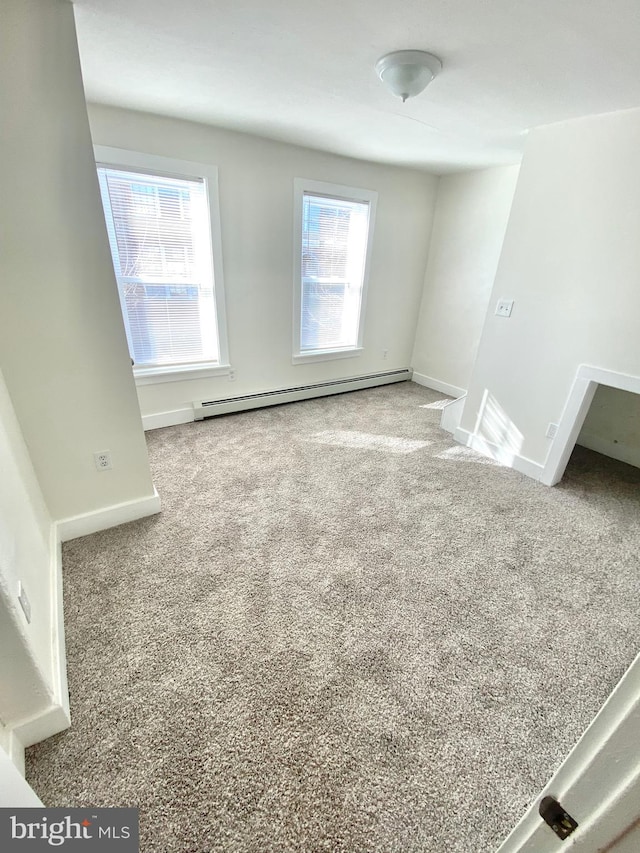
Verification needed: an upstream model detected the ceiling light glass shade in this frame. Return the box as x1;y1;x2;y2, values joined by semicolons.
375;50;442;102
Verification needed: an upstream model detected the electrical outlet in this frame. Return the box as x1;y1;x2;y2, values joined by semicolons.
382;349;388;359
18;582;31;624
228;369;236;381
546;422;559;439
94;450;113;471
495;299;514;318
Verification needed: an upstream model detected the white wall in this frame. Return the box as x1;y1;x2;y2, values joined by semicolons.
412;166;519;395
0;368;60;773
87;104;439;423
578;385;640;469
0;368;52;706
458;107;640;474
0;746;43;806
0;0;156;521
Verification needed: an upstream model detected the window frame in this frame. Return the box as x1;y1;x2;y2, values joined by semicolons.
94;146;230;385
292;178;377;364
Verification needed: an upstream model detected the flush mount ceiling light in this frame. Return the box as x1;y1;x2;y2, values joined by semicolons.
375;50;442;102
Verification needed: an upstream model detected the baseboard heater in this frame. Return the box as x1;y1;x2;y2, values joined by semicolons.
193;368;413;420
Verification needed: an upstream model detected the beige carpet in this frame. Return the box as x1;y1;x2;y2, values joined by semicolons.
26;382;640;852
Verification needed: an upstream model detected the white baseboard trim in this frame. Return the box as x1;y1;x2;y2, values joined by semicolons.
412;372;466;399
142;407;194;431
455;427;544;482
441;394;467;436
5;730;26;777
577;432;640;470
50;528;69;732
13;704;71;751
497;650;640;853
56;488;161;542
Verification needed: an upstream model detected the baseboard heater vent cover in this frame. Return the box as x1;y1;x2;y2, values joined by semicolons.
193;368;413;420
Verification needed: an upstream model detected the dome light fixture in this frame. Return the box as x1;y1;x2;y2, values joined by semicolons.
375;50;442;103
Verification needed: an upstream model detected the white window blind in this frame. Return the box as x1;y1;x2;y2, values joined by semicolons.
96;165;219;369
299;192;371;353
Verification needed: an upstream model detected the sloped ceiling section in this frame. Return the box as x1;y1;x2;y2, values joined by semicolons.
74;0;640;172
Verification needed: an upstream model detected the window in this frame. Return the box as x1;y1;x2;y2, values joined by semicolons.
94;147;228;381
293;179;377;362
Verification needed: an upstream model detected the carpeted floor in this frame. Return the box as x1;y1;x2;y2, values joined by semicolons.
26;382;640;852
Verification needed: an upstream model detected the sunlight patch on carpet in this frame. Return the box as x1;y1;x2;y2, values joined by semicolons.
419;399;451;410
435;445;502;465
308;430;430;454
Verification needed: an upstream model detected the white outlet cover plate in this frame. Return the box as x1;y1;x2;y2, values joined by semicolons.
94;451;113;470
495;299;514;317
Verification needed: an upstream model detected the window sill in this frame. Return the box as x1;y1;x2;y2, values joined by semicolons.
292;347;363;365
134;363;232;386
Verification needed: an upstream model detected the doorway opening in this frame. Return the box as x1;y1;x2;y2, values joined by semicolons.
541;366;640;486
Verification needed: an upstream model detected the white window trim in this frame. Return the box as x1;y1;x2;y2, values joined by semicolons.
291;347;364;365
133;363;232;386
292;178;377;364
93;145;231;384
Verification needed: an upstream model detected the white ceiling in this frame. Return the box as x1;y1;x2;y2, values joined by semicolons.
73;0;640;174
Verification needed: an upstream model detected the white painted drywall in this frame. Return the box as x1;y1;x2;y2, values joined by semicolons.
609;824;640;853
0;367;56;760
459;107;640;472
411;165;519;393
0;746;43;807
0;0;155;520
578;385;640;470
86;104;438;422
